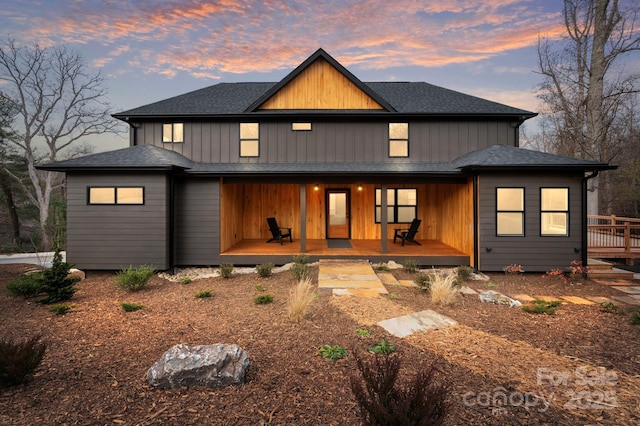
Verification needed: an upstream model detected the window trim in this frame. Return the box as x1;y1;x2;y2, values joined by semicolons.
540;187;570;237
388;122;409;158
239;122;260;157
87;186;145;205
496;187;525;237
162;123;184;143
374;188;417;224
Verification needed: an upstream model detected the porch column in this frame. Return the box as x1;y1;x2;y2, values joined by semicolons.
299;184;306;253
381;183;388;253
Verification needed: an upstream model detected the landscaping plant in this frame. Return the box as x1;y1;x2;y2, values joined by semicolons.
0;335;46;388
368;339;396;356
6;272;44;298
254;294;274;304
195;290;213;298
287;277;314;322
48;304;72;315
401;259;418;274
455;266;473;282
414;272;436;290
292;254;309;265
631;312;640;326
120;302;144;312
350;352;450;425
256;263;274;278
522;299;563;315
600;302;623;314
356;328;372;338
179;277;192;285
116;265;155;292
429;273;460;306
39;247;80;304
219;263;233;278
503;264;524;275
318;344;348;362
291;262;309;281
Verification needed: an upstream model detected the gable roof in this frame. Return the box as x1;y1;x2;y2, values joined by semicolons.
113;49;535;120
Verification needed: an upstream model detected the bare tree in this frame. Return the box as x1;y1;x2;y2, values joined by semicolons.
536;0;640;215
0;39;120;249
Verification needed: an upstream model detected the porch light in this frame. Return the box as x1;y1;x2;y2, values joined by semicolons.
314;185;319;191
357;185;363;191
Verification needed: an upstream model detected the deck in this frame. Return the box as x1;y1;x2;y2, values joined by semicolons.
587;215;640;262
221;239;469;266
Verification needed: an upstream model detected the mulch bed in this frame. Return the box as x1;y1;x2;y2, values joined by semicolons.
1;263;639;425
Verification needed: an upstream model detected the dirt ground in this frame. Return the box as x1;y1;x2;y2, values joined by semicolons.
1;263;639;425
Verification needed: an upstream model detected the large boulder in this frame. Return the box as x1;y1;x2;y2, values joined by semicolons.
479;290;522;308
146;343;249;389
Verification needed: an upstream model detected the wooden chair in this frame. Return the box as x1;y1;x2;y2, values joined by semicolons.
393;219;422;246
266;217;292;244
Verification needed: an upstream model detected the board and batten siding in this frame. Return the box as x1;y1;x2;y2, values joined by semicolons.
66;173;170;270
477;173;584;272
136;120;515;164
173;178;220;265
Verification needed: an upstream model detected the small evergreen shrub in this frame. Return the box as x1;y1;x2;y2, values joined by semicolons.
291;262;309;281
350;353;450;425
522;299;562;315
256;263;274;278
6;272;44;298
287;277;314;322
179;277;192;285
0;335;46;388
120;302;144;312
293;254;309;265
631;312;640;326
48;304;71;315
219;263;234;278
368;339;396;356
456;266;473;282
402;259;419;273
414;272;436;290
116;265;155;292
254;294;274;304
600;302;623;314
195;290;213;298
39;248;80;304
318;344;348;362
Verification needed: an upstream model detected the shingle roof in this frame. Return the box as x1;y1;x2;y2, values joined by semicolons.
37;144;194;171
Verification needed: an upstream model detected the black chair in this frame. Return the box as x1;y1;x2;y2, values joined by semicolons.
266;217;292;244
393;219;422;246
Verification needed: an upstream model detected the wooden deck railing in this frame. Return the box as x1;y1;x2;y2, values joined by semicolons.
587;215;640;258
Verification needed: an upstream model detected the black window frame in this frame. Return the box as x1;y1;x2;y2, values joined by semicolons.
540;187;570;237
162;122;184;143
374;188;417;224
239;122;260;157
496;187;525;237
87;186;145;205
388;122;409;158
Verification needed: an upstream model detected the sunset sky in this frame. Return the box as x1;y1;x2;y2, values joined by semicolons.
2;0;638;152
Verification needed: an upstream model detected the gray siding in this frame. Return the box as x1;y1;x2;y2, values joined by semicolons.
478;173;584;272
137;120;516;163
66;173;170;270
173;178;220;265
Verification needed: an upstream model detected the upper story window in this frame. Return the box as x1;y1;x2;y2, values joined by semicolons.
88;187;144;205
389;123;409;157
496;187;524;236
292;122;312;131
375;188;417;224
162;123;183;143
541;188;569;236
240;123;259;157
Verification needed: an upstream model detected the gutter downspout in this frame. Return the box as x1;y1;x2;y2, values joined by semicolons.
473;175;479;271
582;170;599;275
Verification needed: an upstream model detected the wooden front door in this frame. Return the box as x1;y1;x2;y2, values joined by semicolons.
326;189;350;239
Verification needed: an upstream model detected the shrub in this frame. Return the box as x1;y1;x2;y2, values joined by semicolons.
522;299;562;315
39;248;80;304
350;352;449;425
430;274;460;306
356;328;371;338
318;344;348;362
293;254;309;265
48;304;71;315
402;259;419;273
414;272;436;290
255;284;266;292
254;294;274;304
374;263;389;271
600;302;623;314
120;302;144;312
631;312;640;326
195;290;213;298
179;277;192;285
219;263;234;278
0;335;46;388
542;268;568;284
291;262;309;281
456;266;474;282
256;263;274;278
6;272;44;298
116;265;155;292
287;277;314;322
568;260;590;276
368;339;396;356
503;264;525;275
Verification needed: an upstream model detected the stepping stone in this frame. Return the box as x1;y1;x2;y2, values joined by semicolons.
610;295;640;306
377;272;399;286
593;279;635;286
511;294;536;303
332;289;382;298
560;296;594;305
377;310;458;338
397;279;418;288
612;286;640;294
459;286;478;295
534;295;564;302
586;296;612;304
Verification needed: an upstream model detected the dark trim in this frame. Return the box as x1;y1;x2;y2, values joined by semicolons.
473;175;479;271
168;174;175;271
582;171;599;268
374;188;418;224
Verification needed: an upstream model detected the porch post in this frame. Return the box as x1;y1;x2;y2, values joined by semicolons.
381;184;388;253
299;184;306;253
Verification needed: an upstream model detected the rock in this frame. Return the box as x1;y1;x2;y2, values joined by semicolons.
146;343;249;389
68;268;85;280
479;290;522;307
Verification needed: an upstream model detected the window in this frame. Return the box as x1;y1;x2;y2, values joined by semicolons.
292;122;312;131
88;187;144;205
162;123;183;143
240;123;259;157
389;123;409;157
496;188;524;236
541;188;569;236
375;188;417;223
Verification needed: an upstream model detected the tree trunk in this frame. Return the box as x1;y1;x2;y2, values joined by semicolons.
0;168;20;246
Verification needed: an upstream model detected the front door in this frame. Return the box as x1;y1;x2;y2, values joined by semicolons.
326;189;350;239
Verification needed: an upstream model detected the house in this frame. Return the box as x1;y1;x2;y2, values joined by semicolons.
38;48;614;272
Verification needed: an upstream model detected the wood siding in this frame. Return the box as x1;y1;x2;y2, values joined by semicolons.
478;173;583;272
219;182;473;257
66;173;170;270
137;120;516;164
259;58;384;110
174;178;220;265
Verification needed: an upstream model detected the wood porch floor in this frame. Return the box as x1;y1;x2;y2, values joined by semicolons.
221;239;469;266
